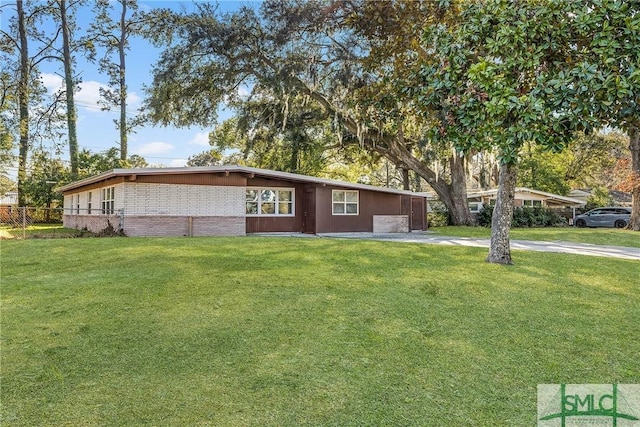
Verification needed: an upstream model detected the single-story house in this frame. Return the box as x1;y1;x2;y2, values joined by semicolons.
56;165;429;237
0;191;18;207
467;187;586;213
0;191;18;223
569;189;632;207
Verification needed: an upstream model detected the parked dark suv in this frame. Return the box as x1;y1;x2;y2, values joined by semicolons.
574;207;632;228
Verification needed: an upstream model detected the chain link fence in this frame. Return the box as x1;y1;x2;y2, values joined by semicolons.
0;206;63;226
0;207;124;239
1;207;62;239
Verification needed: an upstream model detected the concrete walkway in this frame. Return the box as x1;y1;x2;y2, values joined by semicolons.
317;232;640;261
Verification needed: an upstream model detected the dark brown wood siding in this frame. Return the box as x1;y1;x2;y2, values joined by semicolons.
60;172;246;195
60;176;126;195
134;173;246;186
314;186;403;233
245;178;305;233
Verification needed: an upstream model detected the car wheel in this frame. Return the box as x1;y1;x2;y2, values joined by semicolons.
614;219;627;228
575;219;586;228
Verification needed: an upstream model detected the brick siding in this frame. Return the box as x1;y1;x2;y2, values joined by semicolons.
372;215;409;233
123;216;245;237
63;214;121;233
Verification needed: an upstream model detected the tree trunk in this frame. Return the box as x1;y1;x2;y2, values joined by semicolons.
401;167;410;190
449;152;472;225
119;0;127;161
17;0;29;207
628;125;640;231
487;162;517;265
60;0;78;177
383;138;472;225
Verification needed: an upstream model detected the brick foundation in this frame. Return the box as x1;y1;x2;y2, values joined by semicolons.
122;216;245;237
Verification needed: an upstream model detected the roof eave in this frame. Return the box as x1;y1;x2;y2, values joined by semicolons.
55;165;429;197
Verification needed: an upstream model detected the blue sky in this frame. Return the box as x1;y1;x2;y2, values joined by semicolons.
2;1;258;176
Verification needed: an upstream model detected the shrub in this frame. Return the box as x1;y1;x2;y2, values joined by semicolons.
477;205;567;228
476;205;494;227
427;201;450;227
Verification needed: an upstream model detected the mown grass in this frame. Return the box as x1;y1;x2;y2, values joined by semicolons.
432;225;640;248
1;237;638;426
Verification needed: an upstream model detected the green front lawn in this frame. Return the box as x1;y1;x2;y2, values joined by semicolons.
432;225;640;248
1;237;638;426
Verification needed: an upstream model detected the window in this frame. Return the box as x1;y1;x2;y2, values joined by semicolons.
246;188;294;216
469;202;483;213
87;192;92;215
522;199;542;207
332;190;358;215
75;194;80;214
102;186;115;214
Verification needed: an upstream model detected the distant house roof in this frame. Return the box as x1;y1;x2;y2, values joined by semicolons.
569;188;632;206
56;165;431;197
467;187;585;207
0;191;18;206
568;189;591;200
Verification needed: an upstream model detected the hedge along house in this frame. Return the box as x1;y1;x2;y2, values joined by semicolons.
56;166;429;237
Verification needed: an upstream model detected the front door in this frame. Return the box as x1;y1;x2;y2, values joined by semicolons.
303;188;316;233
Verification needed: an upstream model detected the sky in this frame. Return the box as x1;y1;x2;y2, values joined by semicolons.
2;1;257;178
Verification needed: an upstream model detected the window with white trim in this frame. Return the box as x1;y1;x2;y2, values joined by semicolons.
75;194;80;214
332;190;359;215
522;199;542;207
87;191;92;215
246;188;294;216
469;202;483;213
101;186;115;214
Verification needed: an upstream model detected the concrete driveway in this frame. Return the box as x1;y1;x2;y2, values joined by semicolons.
317;232;640;261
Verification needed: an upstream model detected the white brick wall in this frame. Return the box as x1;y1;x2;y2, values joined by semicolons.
64;184;123;214
121;183;245;216
63;182;248;236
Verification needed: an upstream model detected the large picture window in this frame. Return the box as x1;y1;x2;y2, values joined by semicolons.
246;188;294;216
101;187;115;214
332;190;358;215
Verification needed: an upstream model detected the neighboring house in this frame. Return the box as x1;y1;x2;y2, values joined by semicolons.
467;188;586;224
467;187;586;212
55;166;429;237
0;191;18;207
0;192;18;223
569;189;632;207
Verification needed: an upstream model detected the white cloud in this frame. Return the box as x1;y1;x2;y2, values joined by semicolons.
188;132;210;147
41;73;63;93
40;73;139;112
133;141;174;156
76;80;108;108
169;159;188;167
127;91;142;106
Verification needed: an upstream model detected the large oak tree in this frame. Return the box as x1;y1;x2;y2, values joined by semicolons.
143;1;474;224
